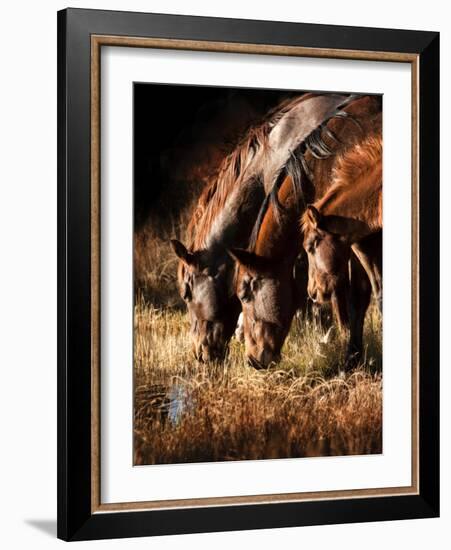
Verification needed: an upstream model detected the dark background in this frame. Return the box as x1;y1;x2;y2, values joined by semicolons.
133;83;298;229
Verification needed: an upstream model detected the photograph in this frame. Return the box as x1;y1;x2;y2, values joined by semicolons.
133;84;383;466
54;6;440;542
0;0;445;545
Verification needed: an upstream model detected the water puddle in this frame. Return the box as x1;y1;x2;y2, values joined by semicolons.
167;383;191;425
135;381;192;426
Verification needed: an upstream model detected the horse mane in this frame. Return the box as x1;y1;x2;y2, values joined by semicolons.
187;125;269;249
187;93;317;250
248;96;361;251
301;132;382;233
300;207;316;235
248;154;309;251
328;133;382;194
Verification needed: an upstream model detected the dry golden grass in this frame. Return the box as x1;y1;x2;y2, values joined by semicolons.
134;300;382;465
133;174;382;465
133;159;205;309
134;220;183;309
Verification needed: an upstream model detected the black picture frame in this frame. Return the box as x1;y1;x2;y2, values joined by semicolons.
57;8;439;541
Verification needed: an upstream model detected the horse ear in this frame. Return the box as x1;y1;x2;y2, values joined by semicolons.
227;248;274;273
170;239;196;266
228;248;254;268
306;205;322;228
305;207;350;236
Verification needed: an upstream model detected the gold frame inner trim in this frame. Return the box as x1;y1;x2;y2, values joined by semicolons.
90;34;419;514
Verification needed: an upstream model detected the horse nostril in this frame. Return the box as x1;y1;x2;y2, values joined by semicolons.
194;343;207;362
247;355;265;370
260;349;280;368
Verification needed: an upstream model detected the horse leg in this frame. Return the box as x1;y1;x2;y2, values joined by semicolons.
352;231;382;312
331;281;350;334
293;251;309;313
344;252;372;370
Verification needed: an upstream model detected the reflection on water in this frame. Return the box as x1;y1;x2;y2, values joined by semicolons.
167;383;191;425
135;382;192;427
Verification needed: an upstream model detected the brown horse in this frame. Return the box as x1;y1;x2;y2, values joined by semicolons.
171;92;352;361
230;95;381;368
301;133;382;312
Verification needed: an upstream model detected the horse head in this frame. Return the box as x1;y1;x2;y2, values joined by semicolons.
171;239;240;362
301;205;353;330
228;248;297;369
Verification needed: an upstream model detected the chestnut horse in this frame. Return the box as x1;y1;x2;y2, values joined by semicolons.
301;134;382;313
230;95;381;368
171;92;351;361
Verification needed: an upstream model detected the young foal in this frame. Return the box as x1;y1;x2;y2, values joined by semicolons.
230;96;381;368
301;134;382;363
302;134;382;312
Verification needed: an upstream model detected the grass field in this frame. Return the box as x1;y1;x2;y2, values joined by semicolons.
133;177;382;466
133;296;382;465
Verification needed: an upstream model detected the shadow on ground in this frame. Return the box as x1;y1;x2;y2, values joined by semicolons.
25;519;57;538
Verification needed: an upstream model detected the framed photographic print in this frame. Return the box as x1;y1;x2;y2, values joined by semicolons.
57;8;439;541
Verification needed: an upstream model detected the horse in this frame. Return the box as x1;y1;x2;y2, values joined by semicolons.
301;133;382;314
170;92;353;361
229;95;382;368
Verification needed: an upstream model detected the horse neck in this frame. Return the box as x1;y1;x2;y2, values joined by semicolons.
254;175;301;261
317;157;382;232
199;174;266;251
192;92;354;253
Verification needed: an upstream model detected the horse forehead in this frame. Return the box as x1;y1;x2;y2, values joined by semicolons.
315;250;332;273
195;273;227;306
185;278;218;320
303;226;317;244
252;278;287;321
315;241;343;272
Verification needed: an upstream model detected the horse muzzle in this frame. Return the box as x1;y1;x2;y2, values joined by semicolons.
247;350;281;370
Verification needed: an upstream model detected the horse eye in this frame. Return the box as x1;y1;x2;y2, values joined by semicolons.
250;278;260;293
182;282;192;302
238;279;252;303
308;238;319;253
